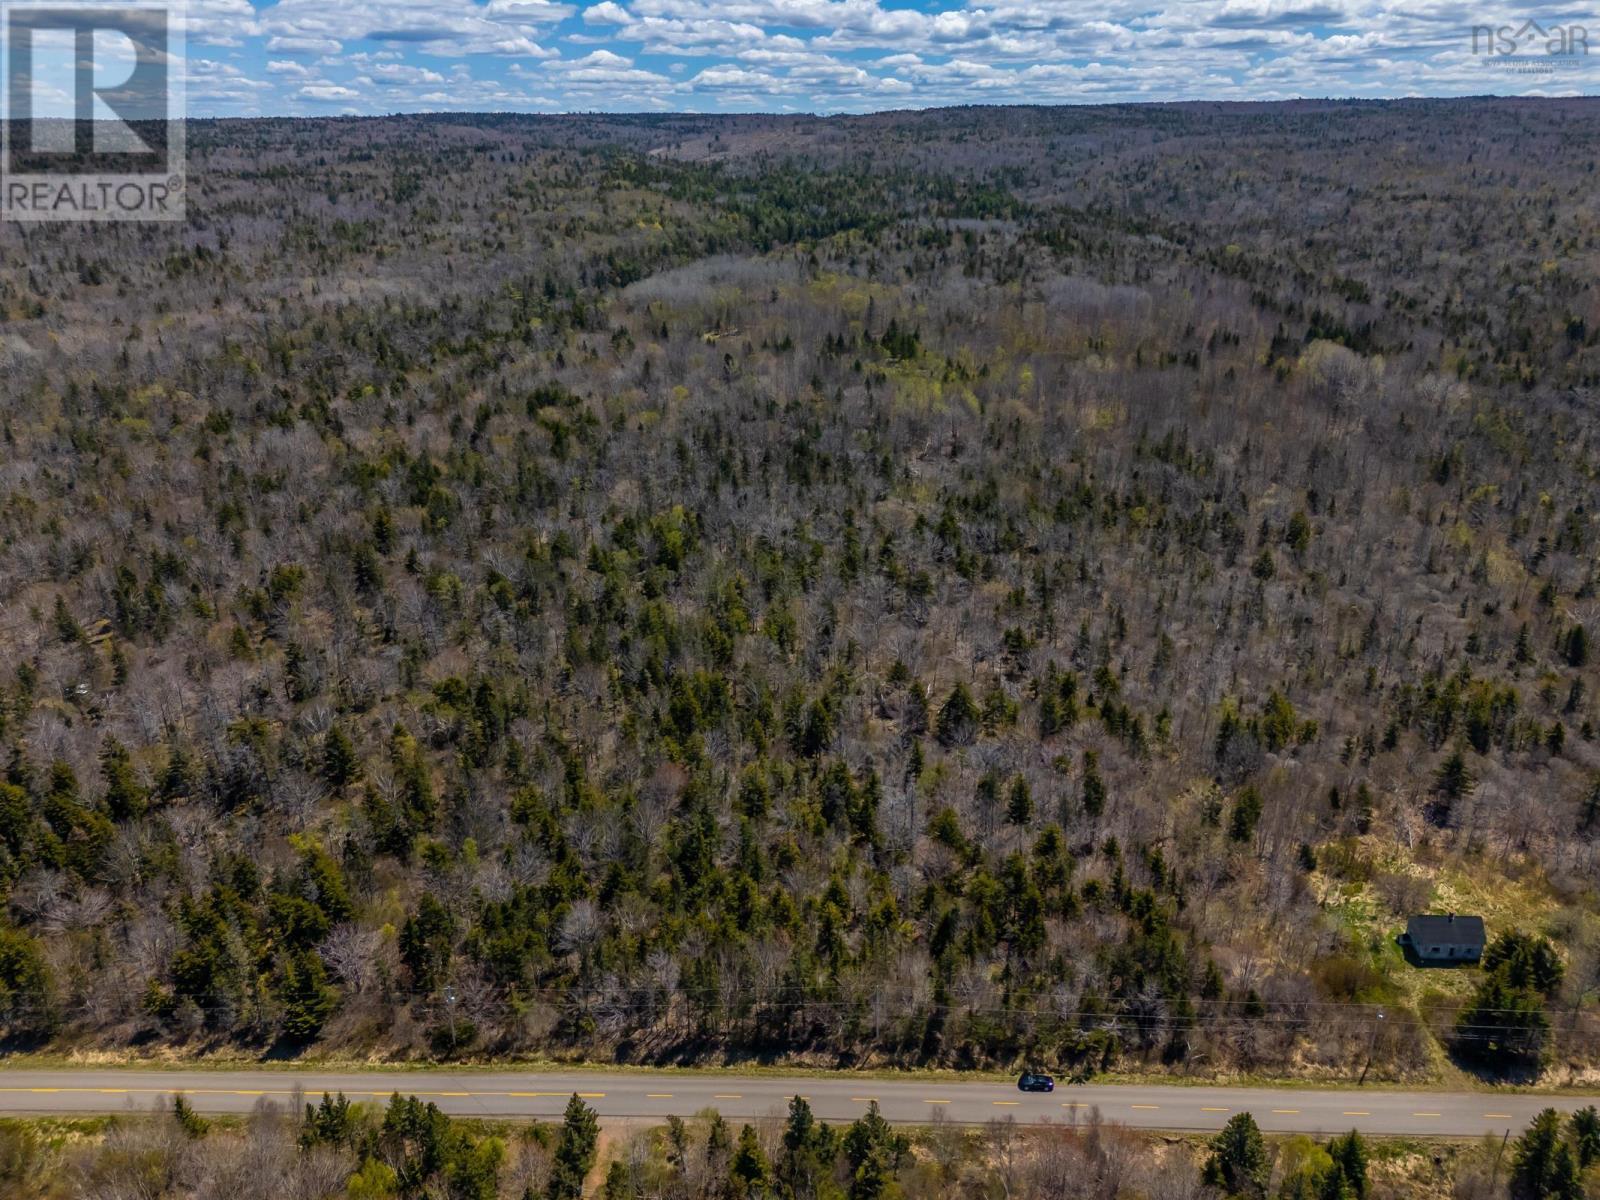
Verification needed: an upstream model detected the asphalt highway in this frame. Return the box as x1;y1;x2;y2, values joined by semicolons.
0;1069;1591;1135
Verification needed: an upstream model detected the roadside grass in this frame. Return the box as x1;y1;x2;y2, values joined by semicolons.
0;1115;121;1145
1;1052;1598;1097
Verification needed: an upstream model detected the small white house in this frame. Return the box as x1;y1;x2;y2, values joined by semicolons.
1401;913;1485;965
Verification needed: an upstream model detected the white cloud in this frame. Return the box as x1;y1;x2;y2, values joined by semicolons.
267;35;343;55
690;64;784;87
584;1;633;22
368;62;449;84
255;0;573;60
300;83;364;101
167;0;1600;116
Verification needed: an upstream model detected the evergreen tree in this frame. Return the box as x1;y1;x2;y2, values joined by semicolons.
1325;1130;1368;1200
278;949;339;1042
1204;1112;1269;1198
1229;786;1263;843
936;683;979;747
1005;774;1032;826
1433;750;1473;801
1570;1106;1600;1168
100;738;148;822
1510;1109;1583;1200
548;1093;600;1200
731;1124;771;1197
1081;750;1106;819
779;1095;833;1200
0;925;55;1036
322;724;360;789
842;1101;907;1200
171;1094;209;1139
1563;624;1589;667
399;894;456;991
602;1161;635;1200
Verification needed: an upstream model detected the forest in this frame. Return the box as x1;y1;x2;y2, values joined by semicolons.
1;99;1599;1083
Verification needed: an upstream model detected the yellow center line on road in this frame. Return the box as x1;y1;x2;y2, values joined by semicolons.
576;1094;606;1099
849;1097;876;1103
1485;1113;1514;1120
1272;1109;1300;1114
1342;1111;1370;1117
993;1101;1019;1107
714;1094;742;1100
646;1094;674;1099
99;1089;127;1094
1413;1112;1441;1118
1130;1105;1159;1111
1200;1107;1229;1112
1062;1102;1089;1108
925;1100;951;1105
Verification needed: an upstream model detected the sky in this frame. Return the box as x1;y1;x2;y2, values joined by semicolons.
55;0;1600;116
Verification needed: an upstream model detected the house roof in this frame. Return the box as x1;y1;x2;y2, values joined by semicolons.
1406;913;1485;946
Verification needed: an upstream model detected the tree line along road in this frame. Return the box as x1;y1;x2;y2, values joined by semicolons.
0;1070;1592;1135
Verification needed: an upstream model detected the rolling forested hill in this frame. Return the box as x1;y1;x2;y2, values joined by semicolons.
2;99;1600;1079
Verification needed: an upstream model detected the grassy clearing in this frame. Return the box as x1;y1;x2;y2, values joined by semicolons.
1316;836;1562;1013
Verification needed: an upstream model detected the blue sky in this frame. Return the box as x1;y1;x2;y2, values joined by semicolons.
159;0;1600;114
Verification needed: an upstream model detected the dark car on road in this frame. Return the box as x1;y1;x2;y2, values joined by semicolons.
1017;1071;1055;1093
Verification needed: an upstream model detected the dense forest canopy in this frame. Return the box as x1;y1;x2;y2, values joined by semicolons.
1;99;1599;1079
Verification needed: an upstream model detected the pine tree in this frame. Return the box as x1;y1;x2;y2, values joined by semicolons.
1510;1109;1583;1200
548;1093;600;1200
780;1095;833;1200
1564;624;1590;667
1005;774;1033;825
1081;750;1106;819
322;724;359;789
1570;1106;1600;1168
1203;1112;1269;1198
1433;750;1473;801
1326;1130;1368;1200
843;1101;907;1200
171;1093;209;1139
935;682;979;747
279;949;339;1042
52;596;83;645
731;1124;771;1196
1229;786;1263;843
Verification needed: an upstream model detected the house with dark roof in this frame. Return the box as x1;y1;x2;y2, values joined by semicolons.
1400;914;1485;965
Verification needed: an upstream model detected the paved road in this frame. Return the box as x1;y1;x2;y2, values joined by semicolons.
0;1069;1592;1135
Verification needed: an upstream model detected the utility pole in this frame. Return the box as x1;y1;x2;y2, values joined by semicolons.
1358;1008;1384;1085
